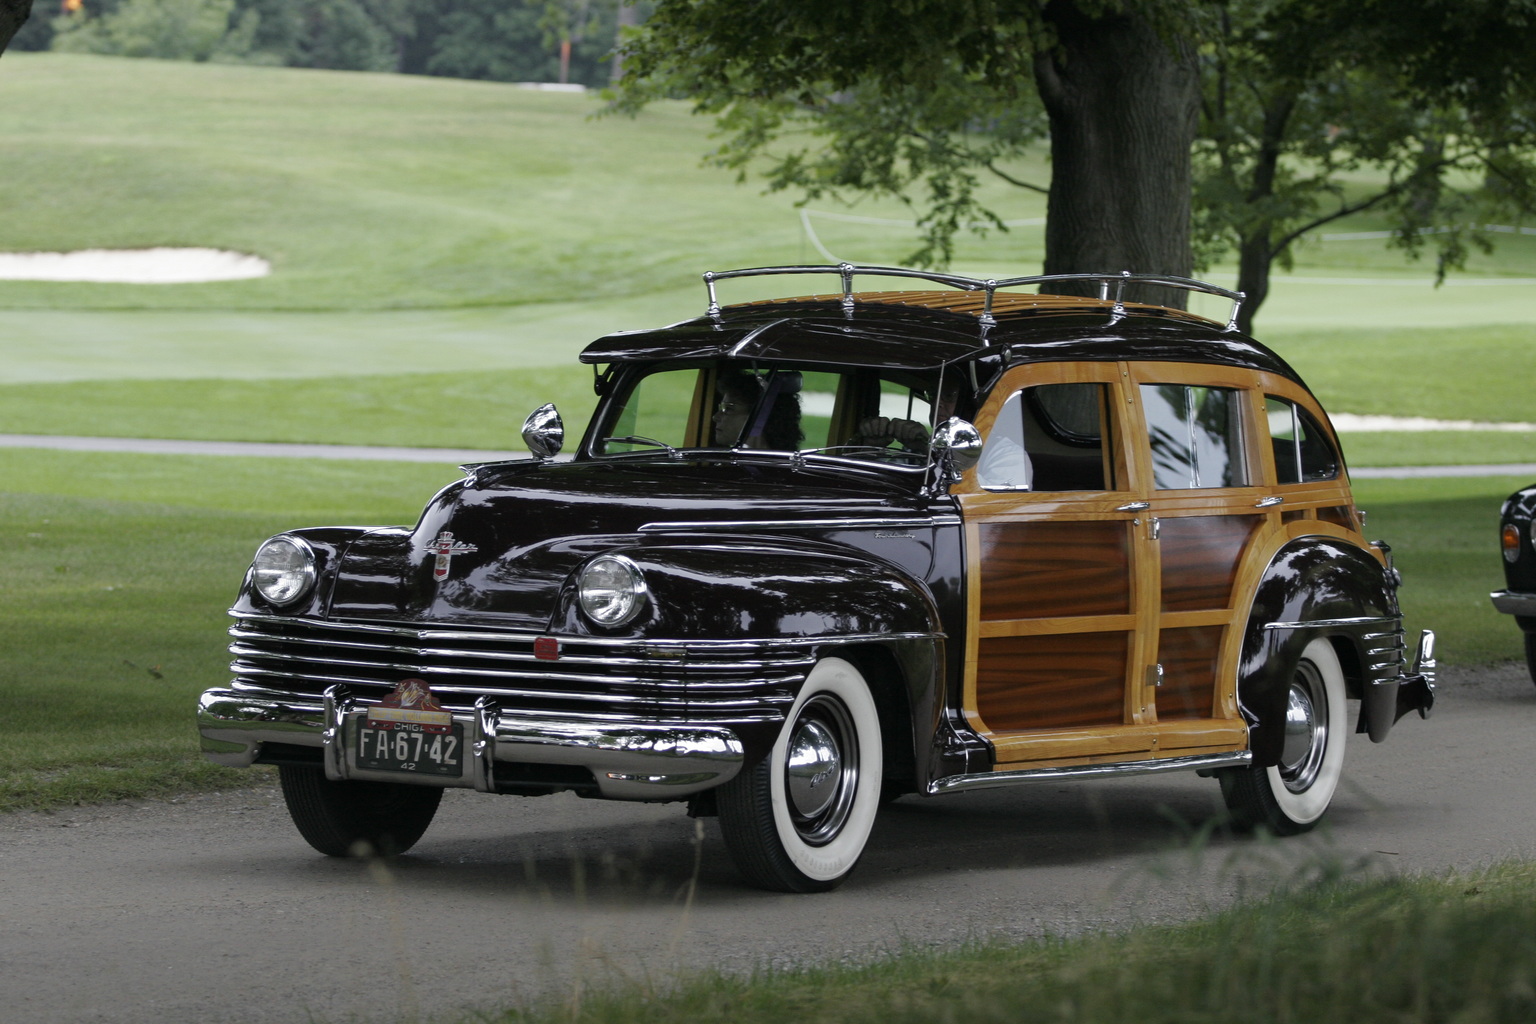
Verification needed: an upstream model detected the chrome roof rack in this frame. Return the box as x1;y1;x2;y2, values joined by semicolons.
702;263;1247;333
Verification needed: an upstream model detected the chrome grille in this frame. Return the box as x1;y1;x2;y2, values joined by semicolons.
229;614;811;723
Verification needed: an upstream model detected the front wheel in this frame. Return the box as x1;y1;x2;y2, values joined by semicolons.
717;658;883;892
1220;638;1347;836
1523;632;1536;689
278;765;443;857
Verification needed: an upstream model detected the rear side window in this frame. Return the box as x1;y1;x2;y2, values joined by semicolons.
1141;384;1248;489
1266;397;1339;483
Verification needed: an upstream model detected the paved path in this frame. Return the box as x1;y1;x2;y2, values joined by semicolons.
1;664;1532;1024
0;433;1532;478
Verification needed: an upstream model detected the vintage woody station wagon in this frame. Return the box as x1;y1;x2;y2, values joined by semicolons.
199;265;1437;892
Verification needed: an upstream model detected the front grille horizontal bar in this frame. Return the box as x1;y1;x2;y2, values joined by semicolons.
229;624;818;673
232;613;867;655
231;663;800;712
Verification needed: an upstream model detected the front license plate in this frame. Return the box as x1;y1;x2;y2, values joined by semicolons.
354;719;464;778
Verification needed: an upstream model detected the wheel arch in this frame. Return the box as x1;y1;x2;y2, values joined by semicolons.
1236;535;1398;767
834;642;925;797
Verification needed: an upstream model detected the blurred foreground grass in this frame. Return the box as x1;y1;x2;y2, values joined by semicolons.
479;861;1536;1024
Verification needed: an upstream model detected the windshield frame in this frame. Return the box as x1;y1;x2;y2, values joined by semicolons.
580;359;965;473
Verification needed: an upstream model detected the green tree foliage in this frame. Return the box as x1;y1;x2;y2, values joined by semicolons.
1194;0;1536;332
616;0;1204;307
27;0;627;84
426;0;618;84
51;0;253;61
617;0;1536;329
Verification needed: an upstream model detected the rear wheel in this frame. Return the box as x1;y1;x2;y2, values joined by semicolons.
1220;638;1347;835
717;658;883;892
278;765;442;857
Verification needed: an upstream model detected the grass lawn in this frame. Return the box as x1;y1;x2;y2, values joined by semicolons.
0;449;462;812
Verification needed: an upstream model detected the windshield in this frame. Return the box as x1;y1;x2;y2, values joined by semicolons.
591;361;966;465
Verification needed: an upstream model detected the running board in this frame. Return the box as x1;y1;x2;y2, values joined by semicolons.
927;751;1252;796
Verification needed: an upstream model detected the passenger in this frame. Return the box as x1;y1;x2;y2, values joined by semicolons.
713;370;803;449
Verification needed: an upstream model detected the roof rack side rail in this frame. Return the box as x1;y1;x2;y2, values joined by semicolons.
991;270;1247;331
702;264;1247;332
704;263;986;317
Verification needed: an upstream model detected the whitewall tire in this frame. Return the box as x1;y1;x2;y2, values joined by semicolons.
717;657;883;892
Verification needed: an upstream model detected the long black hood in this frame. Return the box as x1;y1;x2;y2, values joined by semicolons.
326;456;942;631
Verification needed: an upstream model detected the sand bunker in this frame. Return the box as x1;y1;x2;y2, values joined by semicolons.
0;248;270;284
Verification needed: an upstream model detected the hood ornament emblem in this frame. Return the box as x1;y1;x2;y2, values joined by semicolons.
429;530;478;580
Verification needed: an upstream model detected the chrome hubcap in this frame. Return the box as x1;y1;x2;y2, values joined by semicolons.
1278;660;1328;793
787;719;841;818
783;695;858;845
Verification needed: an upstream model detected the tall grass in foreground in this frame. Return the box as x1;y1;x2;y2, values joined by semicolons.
479;862;1536;1024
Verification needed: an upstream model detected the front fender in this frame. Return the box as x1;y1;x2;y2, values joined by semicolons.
230;525;391;619
553;542;943;641
1238;536;1400;765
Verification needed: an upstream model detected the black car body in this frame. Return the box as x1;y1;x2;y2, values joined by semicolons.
1493;483;1536;684
199;265;1436;891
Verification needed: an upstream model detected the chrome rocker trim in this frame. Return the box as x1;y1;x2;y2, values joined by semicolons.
927;751;1253;796
1491;590;1536;617
198;685;744;800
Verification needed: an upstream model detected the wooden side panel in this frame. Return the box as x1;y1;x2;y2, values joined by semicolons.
976;633;1129;731
1156;625;1223;720
978;520;1130;620
1158;515;1261;612
1317;505;1358;531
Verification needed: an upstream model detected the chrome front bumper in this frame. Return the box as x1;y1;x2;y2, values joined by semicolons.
1491;590;1536;617
198;684;744;799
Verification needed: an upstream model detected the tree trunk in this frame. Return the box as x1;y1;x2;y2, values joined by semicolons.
1234;232;1271;336
0;0;33;57
610;2;642;85
1033;1;1200;308
1230;94;1295;335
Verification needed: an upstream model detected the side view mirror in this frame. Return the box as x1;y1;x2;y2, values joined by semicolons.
930;417;982;479
522;403;564;461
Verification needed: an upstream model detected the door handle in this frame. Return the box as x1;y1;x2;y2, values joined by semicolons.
1116;501;1150;512
1256;496;1284;508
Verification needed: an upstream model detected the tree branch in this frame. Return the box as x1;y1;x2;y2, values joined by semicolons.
983;161;1049;194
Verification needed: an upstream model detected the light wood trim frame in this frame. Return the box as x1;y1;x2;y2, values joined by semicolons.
952;358;1372;772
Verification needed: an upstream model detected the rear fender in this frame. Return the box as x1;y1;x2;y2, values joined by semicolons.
1238;537;1398;766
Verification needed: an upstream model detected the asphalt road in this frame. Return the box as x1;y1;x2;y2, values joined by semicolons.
4;662;1534;1024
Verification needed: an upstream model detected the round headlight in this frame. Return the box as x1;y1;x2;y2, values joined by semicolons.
251;535;317;607
578;554;647;627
